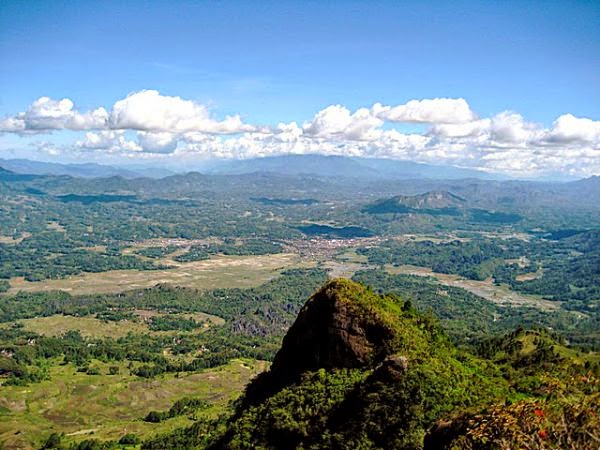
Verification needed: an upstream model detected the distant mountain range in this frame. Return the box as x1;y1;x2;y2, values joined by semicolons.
0;155;500;181
0;159;174;179
0;166;41;181
205;154;505;180
0;156;596;186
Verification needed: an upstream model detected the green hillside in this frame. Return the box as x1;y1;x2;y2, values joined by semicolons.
141;279;598;450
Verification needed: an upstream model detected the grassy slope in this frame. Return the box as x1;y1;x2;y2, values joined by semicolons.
0;359;267;449
13;312;224;339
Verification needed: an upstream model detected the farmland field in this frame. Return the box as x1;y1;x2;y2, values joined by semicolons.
13;311;225;339
0;359;267;449
6;253;301;295
385;264;561;311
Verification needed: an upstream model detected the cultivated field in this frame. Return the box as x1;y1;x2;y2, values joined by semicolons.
14;311;225;339
385;264;560;311
7;253;301;295
0;359;268;449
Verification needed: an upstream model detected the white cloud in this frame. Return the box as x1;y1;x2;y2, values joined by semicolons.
302;105;382;141
77;130;142;153
429;112;545;145
1;91;599;177
489;112;542;145
430;119;490;138
34;141;63;156
374;98;476;124
0;97;108;133
110;90;255;134
136;131;179;153
274;122;303;142
0;90;254;136
543;114;600;144
0;117;26;133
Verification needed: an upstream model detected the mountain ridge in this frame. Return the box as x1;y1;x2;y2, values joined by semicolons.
0;159;174;179
204;154;505;180
3;156;598;185
363;190;466;215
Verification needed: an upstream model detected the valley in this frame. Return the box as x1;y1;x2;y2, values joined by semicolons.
6;253;300;296
0;163;598;448
385;264;559;310
2;2;599;447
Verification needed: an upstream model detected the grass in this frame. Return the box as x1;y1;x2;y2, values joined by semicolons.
0;232;30;244
515;269;544;282
18;315;151;338
324;249;370;278
46;221;66;233
327;250;558;312
0;359;268;449
13;311;225;339
516;333;600;365
7;253;300;295
385;264;560;311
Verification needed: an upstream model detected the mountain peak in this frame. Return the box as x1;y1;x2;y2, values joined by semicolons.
272;279;397;368
245;279;400;403
211;280;506;449
195;278;596;450
363;190;466;214
406;190;466;208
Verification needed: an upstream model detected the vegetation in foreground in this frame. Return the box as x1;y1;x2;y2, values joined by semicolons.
1;268;598;448
0;359;266;450
141;279;598;449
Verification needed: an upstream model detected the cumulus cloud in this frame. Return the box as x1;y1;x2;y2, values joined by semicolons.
302;105;382;141
489;112;543;145
136;131;179;153
1;91;599;177
431;112;543;145
430;119;490;138
0;117;27;133
76;130;142;153
273;122;303;142
34;141;64;156
374;98;476;124
110;90;255;134
0;97;108;133
0;90;254;136
423;112;600;176
543;114;600;144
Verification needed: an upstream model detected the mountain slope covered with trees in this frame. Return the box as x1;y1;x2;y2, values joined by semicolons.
142;279;598;450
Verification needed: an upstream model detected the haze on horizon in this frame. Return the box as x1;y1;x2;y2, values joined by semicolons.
0;0;599;179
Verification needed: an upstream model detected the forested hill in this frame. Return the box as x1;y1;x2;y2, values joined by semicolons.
144;279;599;450
363;190;466;214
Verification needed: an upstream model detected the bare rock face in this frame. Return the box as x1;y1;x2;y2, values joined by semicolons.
378;355;409;378
244;279;397;404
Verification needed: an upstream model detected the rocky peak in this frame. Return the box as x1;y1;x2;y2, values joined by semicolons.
244;279;398;403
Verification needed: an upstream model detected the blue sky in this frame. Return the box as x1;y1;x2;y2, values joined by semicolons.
0;0;599;177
